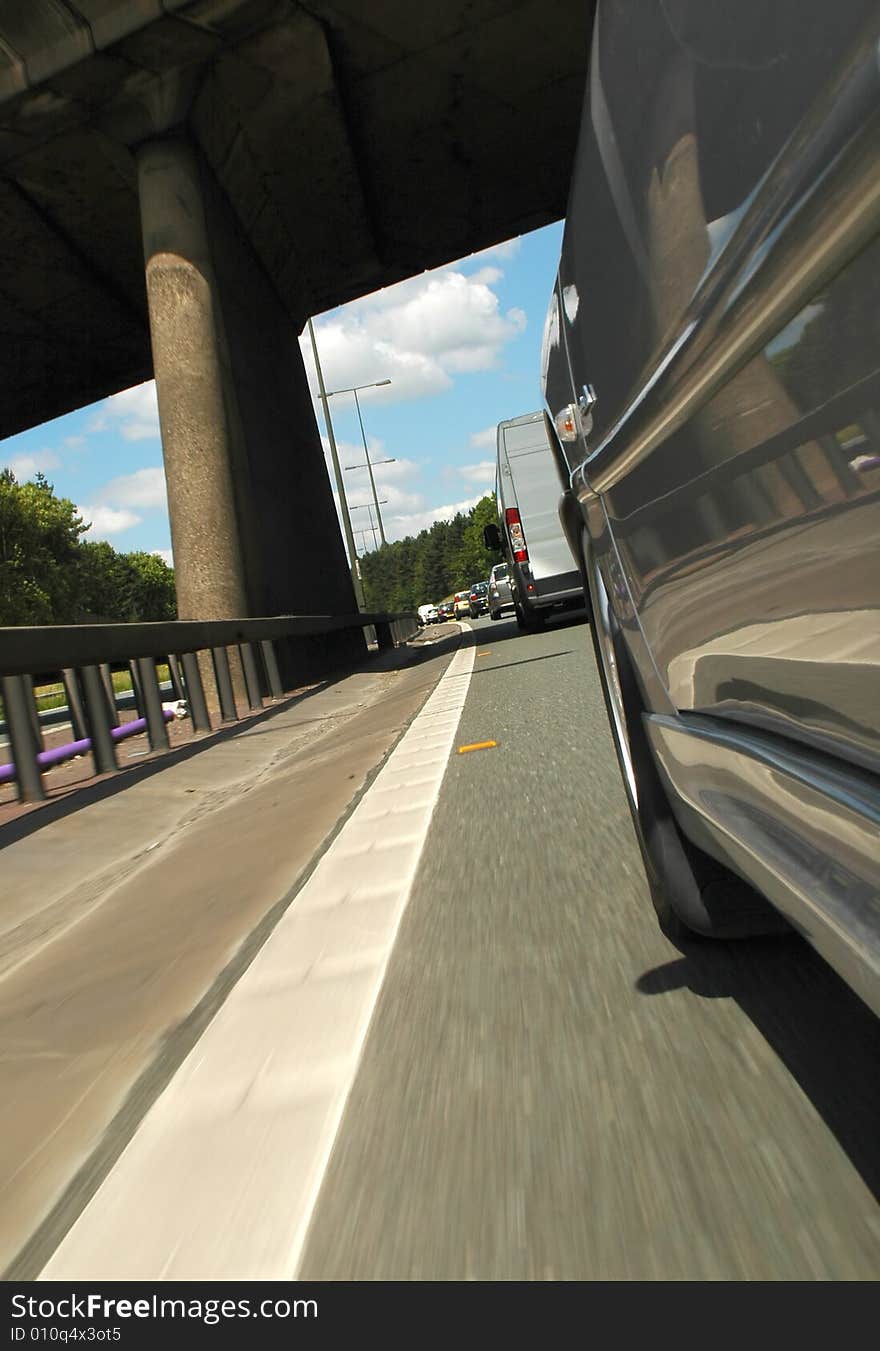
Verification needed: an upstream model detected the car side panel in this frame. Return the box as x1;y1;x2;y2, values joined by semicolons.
554;0;880;770
543;0;880;1002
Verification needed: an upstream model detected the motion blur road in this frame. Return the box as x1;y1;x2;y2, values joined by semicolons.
300;612;880;1279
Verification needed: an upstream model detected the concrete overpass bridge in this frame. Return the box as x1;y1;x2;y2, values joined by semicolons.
0;0;591;635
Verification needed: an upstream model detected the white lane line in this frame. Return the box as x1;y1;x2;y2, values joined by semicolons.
40;636;476;1282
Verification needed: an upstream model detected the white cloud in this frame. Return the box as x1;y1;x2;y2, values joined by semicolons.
320;434;420;481
467;237;522;264
458;460;495;484
75;466;166;542
468;266;503;287
5;449;60;480
303;262;526;404
64;435;86;449
470;426;497;449
78;504;141;539
152;549;174;567
385;494;484;540
97;381;160;441
98;466;167;510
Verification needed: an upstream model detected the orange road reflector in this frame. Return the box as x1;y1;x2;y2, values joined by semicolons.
458;740;497;754
477;650;492;656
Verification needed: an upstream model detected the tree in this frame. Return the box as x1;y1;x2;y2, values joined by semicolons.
123;551;177;621
74;539;131;620
452;494;503;586
0;469;177;625
0;471;87;624
359;494;503;611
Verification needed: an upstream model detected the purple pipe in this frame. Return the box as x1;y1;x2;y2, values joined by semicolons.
0;710;174;786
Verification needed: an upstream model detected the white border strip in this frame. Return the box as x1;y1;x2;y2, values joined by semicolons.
41;634;476;1281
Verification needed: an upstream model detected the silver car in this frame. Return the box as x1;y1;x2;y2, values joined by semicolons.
487;563;514;620
543;0;880;1017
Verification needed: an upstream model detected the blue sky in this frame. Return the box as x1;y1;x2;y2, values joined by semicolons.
0;221;563;562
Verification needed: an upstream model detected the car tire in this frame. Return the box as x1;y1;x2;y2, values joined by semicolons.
583;534;787;942
515;600;544;632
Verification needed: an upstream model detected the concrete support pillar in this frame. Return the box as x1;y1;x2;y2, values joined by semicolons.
137;134;364;691
137;137;248;623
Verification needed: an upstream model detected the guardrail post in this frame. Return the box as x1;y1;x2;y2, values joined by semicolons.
239;643;263;711
166;653;186;702
260;640;284;699
134;656;170;751
23;674;45;749
62;668;88;742
180;652;211;732
211;647;238;723
100;664;119;728
376;620;393;651
128;659;144;717
1;675;46;802
81;665;119;775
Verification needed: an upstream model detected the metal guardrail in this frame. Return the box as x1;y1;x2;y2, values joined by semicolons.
0;610;419;804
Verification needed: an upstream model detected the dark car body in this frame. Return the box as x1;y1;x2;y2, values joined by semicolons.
468;582;489;617
543;0;880;1014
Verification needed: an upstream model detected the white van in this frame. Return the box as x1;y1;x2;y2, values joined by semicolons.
483;411;583;630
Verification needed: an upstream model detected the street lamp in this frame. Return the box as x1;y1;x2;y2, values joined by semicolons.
306;318;365;610
350;500;388;554
323;378;392;547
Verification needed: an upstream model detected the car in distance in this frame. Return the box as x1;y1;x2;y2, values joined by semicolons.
468;582;489;617
542;0;880;1016
487;563;514;620
453;591;471;620
438;600;456;622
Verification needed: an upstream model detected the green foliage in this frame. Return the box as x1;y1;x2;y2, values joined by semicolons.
116;551;177;622
0;470;86;624
360;493;503;611
0;470;177;625
455;494;503;586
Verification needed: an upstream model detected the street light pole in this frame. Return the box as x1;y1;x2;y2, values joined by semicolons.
352;386;387;547
365;503;379;552
350;500;387;554
306;317;365;610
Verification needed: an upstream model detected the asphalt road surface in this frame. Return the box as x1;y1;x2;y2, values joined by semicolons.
299;611;880;1280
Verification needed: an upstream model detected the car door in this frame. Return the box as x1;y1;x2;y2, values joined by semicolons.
556;0;880;775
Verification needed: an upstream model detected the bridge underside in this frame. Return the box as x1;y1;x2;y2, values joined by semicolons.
0;0;592;633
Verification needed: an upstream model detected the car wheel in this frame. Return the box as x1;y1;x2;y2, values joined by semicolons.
515;599;544;632
583;535;787;942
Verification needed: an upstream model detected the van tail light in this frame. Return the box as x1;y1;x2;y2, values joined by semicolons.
505;507;528;563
